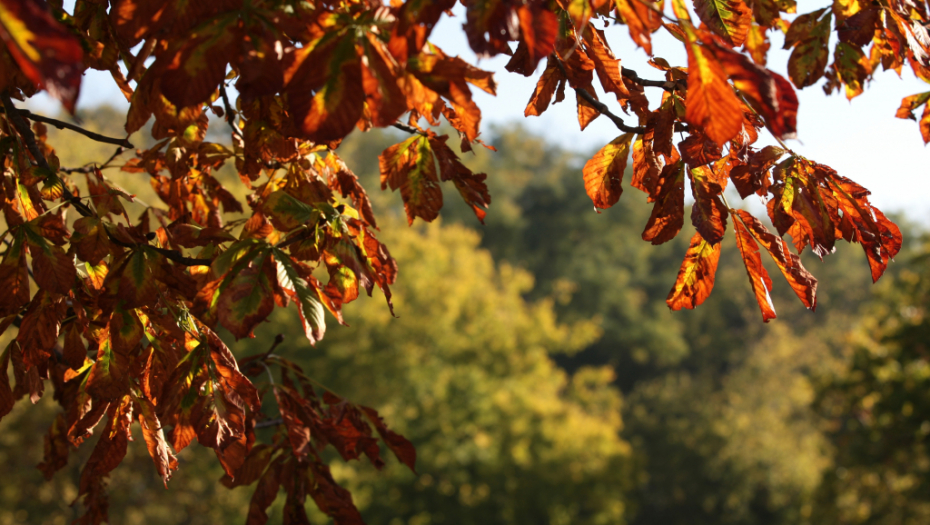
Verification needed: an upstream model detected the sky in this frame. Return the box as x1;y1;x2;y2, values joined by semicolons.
28;4;930;223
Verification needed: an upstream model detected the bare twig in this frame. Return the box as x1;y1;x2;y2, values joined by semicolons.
391;121;420;134
220;84;243;139
260;334;285;362
255;417;284;429
0;106;134;148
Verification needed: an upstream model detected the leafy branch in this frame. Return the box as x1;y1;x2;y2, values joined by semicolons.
0;105;134;148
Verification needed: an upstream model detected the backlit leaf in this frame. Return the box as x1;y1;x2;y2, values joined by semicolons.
666;231;721;310
693;0;753;47
732;215;777;321
583;133;633;210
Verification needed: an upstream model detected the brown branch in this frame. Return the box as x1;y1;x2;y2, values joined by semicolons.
1;93;96;217
254;417;284;429
0;106;134;148
551;55;646;134
391;121;420;134
2;94;212;268
220;84;243;139
621;67;686;92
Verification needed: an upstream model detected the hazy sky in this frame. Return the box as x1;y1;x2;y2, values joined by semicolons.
28;6;930;223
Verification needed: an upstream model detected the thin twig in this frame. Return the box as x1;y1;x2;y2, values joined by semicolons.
391;121;420;134
0;106;134;148
2;94;212;268
220;84;243;139
260;334;285;362
255;417;284;429
1;93;96;217
551;55;646;134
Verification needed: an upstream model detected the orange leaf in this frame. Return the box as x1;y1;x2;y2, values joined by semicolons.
379;135;443;224
693;0;752;47
666;231;721;310
732;216;777;321
582;133;633;210
0;0;83;111
643;159;686;245
684;40;744;145
736;210;818;309
516;3;559;70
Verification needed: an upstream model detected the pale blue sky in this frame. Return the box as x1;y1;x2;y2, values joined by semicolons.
29;5;930;223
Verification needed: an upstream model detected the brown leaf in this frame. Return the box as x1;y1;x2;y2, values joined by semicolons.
733;216;777;321
643;160;686;245
582;133;633;210
736;210;818;309
684;39;744;145
689;166;729;245
666;231;721;311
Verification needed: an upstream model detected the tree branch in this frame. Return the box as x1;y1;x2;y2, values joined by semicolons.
220;84;243;139
1;93;96;217
0;106;134;148
551;55;646;134
391;121;420;134
254;417;284;429
621;67;686;92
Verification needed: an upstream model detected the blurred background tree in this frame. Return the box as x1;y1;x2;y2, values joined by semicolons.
2;109;928;525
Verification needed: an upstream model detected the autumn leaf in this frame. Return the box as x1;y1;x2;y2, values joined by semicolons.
666;231;722;310
429;135;491;223
643;159;686;244
379;135;443;225
516;3;559;71
693;0;753;47
524;60;563;117
736;210;818;309
689;166;729;245
217;257;276;340
732;215;777;321
362;405;417;472
285;34;365;143
683;37;744;145
0;230;30;317
896;91;930;144
583;133;633;210
0;0;83;111
784;8;832;88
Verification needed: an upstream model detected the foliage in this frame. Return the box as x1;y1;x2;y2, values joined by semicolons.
813;237;930;525
0;0;923;522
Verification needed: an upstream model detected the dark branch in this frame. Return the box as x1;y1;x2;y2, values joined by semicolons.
2;94;212;268
551;56;646;134
220;84;243;139
391;122;420;134
255;418;284;429
0;106;134;148
1;93;96;217
621;67;686;92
